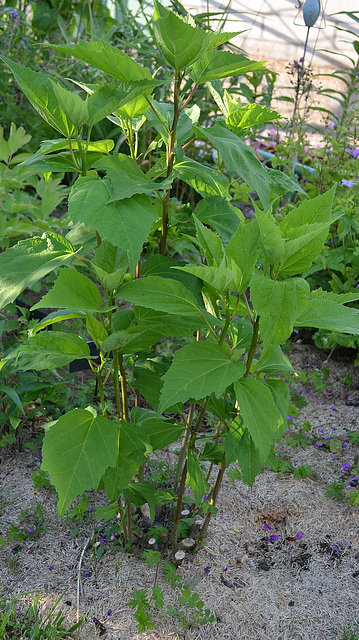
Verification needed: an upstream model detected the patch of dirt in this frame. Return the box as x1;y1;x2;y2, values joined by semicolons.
0;342;358;640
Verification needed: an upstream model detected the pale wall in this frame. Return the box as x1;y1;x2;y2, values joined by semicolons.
182;0;359;68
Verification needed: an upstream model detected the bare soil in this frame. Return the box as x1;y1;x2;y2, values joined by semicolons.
0;341;358;640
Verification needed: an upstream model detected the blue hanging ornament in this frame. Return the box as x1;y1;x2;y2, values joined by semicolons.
303;0;321;27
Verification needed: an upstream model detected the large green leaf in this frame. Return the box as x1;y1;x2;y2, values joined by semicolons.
198;125;271;206
68;174;157;274
195;196;242;246
42;408;118;516
235;428;265;486
192;215;224;266
131;407;184;450
51;80;88;129
235;378;284;458
32;268;103;312
223;416;244;466
175;263;235;294
0;56;74;137
158;342;245;413
226;103;281;133
186;451;210;505
120;276;208;318
265;378;290;433
103;323;168;354
279;222;332;276
103;421;150;501
189;50;266;84
256;208;286;266
0;233;76;309
26;138;114;160
295;298;359;334
50;40;151;82
5;332;90;371
226;219;260;294
251;275;309;357
280;185;336;235
174;157;229;199
94;154;172;201
153;0;211;70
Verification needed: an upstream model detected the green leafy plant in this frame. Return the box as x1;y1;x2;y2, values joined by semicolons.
0;1;359;561
326;478;346;500
0;589;85;640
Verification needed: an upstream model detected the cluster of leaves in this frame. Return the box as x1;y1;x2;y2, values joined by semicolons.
0;1;359;575
128;550;214;632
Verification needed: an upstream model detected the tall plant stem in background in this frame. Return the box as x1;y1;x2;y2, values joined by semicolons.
113;350;122;418
174;403;195;491
118;353;129;422
159;71;181;255
198;454;226;544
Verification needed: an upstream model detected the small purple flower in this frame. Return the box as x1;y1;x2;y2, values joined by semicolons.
28;528;34;534
345;148;352;154
296;531;304;539
299;56;305;63
340;179;355;187
223;566;228;572
328;122;335;129
264;523;271;531
87;507;94;512
100;537;108;544
83;571;92;578
49;566;54;571
324;436;331;440
204;566;211;574
286;415;292;420
330;453;338;459
342;443;348;448
352;149;359;159
107;609;112;616
268;534;279;542
341;462;351;470
318;429;326;434
9;9;18;19
304;145;309;153
316;441;322;447
332;544;339;553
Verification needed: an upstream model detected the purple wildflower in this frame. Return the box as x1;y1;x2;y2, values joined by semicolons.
264;523;272;531
316;441;322;447
318;429;326;434
296;531;304;539
324;436;331;440
9;9;18;19
345;148;352;154
342;443;348;448
332;544;339;553
107;609;112;616
328;122;335;129
83;572;92;578
340;179;355;187
204;566;211;574
49;567;54;571
28;527;34;534
352;149;359;159
268;534;279;542
341;462;351;470
100;537;108;543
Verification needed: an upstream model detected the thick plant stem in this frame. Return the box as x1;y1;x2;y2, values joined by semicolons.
118;353;129;422
117;498;128;546
97;371;107;416
198;454;226;544
171;460;187;552
113;350;122;419
159;70;181;256
244;317;259;377
174;403;195;491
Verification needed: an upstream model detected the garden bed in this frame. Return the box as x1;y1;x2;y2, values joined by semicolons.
0;341;358;640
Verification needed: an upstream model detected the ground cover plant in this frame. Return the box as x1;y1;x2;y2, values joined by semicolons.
0;1;359;636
